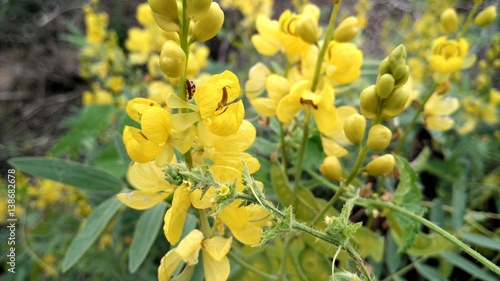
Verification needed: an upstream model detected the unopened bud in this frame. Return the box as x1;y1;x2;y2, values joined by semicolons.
367;124;392;151
376;73;395;99
360;85;380;119
381;87;409;120
378;57;390;76
186;0;213;21
440;8;458;33
297;15;319;44
389;45;407;79
365;154;395;176
159;40;186;78
333;16;359;42
394;65;410;88
474;6;497;27
343;113;366;145
191;2;224;42
319;156;343;181
148;0;180;32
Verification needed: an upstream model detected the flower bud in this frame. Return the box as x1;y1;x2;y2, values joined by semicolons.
333;16;359;42
365;154;395;176
376;73;395;99
148;0;180;32
394;65;410;88
381;87;410;120
159;40;186;78
343;113;366;145
378;57;390;76
389;45;407;79
440;8;458;33
474;6;497;27
319;156;343;181
367;124;392;151
186;0;213;21
297;15;319;44
360;85;380;119
191;2;224;42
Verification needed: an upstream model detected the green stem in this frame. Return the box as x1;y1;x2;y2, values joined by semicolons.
310;0;343;92
278;236;292;280
293;111;311;207
356;198;500;276
395;83;436;154
197;209;212;238
228;251;279;280
312;145;369;225
179;0;193;167
279;122;289;172
458;1;481;39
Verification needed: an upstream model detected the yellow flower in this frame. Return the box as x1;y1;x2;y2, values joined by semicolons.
278;4;320;55
158;229;232;281
83;5;108;43
424;93;459;131
251;15;282;56
147;81;174;105
194;71;244;136
194;120;261;173
276;80;338;134
244;62;271;99
117;161;175;210
429;36;469;74
324;41;363;84
249;74;291;117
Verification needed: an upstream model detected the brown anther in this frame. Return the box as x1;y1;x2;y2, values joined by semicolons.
300;97;318;109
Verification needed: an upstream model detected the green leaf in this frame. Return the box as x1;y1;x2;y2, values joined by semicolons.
461;233;500;251
129;202;167;273
390;154;426;253
415;263;447;281
61;196;122;272
293;134;325;170
440;251;498;281
8;157;124;192
50;105;114;157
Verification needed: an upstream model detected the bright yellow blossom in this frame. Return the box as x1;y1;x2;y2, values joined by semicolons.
324;41;363;84
277;80;338;134
251;15;282;56
429;36;469;74
424;93;459;131
158;229;232;281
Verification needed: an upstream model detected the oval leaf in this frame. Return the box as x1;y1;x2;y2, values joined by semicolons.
8;157;124;192
62;196;122;272
129;201;168;273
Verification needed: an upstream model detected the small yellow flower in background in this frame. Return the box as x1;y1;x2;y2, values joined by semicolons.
250;74;291;117
220;0;273;27
424;93;459;131
117;161;175;210
277;80;339;134
251;15;282;56
457;94;499;134
279;4;320;55
324;41;363;84
429;36;469;74
244;62;271;99
83;4;108;43
106;76;125;93
158;229;232;281
147;81;174;105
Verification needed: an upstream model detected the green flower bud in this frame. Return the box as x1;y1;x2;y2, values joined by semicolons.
343;113;366;145
333;16;359;42
360;85;380;119
186;0;213;21
440;8;458;33
389;45;407;80
381;87;410;120
365;154;395;176
367;124;392;151
191;2;224;42
159;40;186;78
394;65;410;88
378;57;390;76
148;0;180;32
297;15;319;44
319;156;343;181
376;73;395;99
474;6;497;27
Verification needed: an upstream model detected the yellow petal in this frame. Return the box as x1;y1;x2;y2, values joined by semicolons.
117;190;169;210
128;161;174;192
176;229;204;265
250;97;279;116
127;98;161;123
247;204;270;227
171;112;202;132
425;95;459;116
251;34;281;56
215;120;256;152
210;165;243;191
217;201;247;230
230;221;262;245
211;152;260;174
158;248;182;281
141;107;171;144
425;115;455;131
202;250;230;281
166;92;198;111
204;101;244;136
164;185;191;244
190;187;217;209
312;106;338;134
168;126;196;153
123;126;163;163
203;236;232;261
276;80;307;124
321;136;348;157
